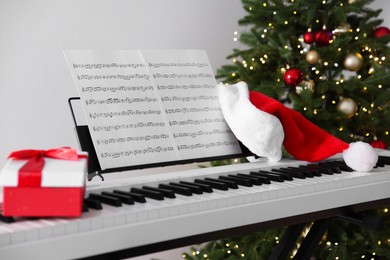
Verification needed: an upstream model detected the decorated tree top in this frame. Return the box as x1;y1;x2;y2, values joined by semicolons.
216;0;390;147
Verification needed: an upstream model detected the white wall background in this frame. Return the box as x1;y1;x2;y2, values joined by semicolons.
0;1;389;259
0;0;246;166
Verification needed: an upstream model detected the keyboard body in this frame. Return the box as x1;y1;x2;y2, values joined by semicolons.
1;152;390;260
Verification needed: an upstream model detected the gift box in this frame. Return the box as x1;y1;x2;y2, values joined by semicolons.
0;148;88;217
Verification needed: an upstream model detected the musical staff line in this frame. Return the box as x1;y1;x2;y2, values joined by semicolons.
157;84;215;90
89;109;162;119
169;118;226;126
97;134;170;145
81;86;154;93
101;146;175;158
177;141;238;151
92;122;166;132
85;97;158;105
148;62;208;68
153;73;213;79
173;129;233;139
77;74;150;80
161;95;218;102
73;63;145;69
165;107;221;114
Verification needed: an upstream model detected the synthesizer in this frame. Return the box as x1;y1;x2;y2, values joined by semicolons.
0;154;390;260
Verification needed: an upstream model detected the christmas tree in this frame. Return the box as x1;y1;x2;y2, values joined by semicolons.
183;0;390;259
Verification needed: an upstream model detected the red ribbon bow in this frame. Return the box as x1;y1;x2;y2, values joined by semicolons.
8;147;82;187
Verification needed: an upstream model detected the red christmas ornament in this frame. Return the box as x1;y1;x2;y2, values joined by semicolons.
373;26;390;38
315;30;333;46
283;68;303;87
370;139;387;149
303;31;315;44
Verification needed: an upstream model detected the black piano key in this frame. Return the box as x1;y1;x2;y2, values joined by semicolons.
285;167;315;178
326;161;353;172
88;193;122;207
131;187;164;201
82;202;89;212
247;172;272;184
250;171;284;182
220;175;253;187
375;160;385;167
0;213;15;223
113;190;146;203
170;182;203;194
317;162;344;173
102;191;134;205
303;165;334;175
195;179;228;191
292;166;321;177
205;177;238;189
180;181;213;193
270;169;294;181
272;168;305;179
379;156;390;165
84;198;103;210
159;184;192;196
143;186;176;199
329;166;342;173
235;173;263;185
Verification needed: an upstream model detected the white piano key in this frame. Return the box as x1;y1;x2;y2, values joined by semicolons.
20;221;39;242
0;222;25;244
40;219;66;237
0;226;11;246
30;220;53;239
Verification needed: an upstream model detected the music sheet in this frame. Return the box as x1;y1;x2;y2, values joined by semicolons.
64;50;242;170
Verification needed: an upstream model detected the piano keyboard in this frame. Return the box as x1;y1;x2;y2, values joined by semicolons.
1;154;390;260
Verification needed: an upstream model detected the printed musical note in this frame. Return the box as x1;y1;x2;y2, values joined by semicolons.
64;49;242;170
81;85;154;93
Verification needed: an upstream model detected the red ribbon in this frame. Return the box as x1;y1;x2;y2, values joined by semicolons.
8;147;85;187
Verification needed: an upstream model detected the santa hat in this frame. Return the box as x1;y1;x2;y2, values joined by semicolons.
218;82;378;172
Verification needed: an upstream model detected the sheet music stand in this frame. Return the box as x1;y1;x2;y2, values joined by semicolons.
68;97;253;181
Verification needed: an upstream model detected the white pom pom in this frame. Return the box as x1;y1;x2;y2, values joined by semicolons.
342;141;378;172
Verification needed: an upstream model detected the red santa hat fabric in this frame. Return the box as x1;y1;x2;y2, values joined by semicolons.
249;90;349;162
218;82;378;172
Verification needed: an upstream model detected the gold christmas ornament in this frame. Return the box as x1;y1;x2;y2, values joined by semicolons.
343;53;363;71
296;80;315;95
306;50;320;64
337;97;358;118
